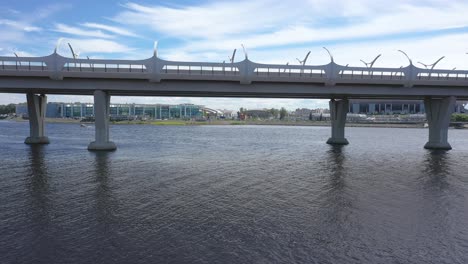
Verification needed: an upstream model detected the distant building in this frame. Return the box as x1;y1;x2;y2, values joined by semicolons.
16;102;204;119
349;99;467;114
294;108;330;120
218;109;234;119
244;109;274;119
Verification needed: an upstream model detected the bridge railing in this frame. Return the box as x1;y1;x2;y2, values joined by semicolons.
160;61;240;76
336;67;406;80
2;53;468;86
415;68;468;81
0;56;48;71
61;57;149;73
251;63;326;78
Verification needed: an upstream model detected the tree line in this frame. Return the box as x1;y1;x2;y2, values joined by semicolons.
238;107;289;120
0;104;15;115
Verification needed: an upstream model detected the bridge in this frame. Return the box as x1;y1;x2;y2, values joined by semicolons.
0;48;466;150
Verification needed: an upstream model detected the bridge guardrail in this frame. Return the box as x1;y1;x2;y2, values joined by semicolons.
2;53;468;86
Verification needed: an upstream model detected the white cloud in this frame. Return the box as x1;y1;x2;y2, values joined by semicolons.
0;19;42;32
56;38;134;55
81;23;139;37
114;0;468;52
54;23;115;39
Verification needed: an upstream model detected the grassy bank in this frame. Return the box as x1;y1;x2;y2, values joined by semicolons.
8;117;433;128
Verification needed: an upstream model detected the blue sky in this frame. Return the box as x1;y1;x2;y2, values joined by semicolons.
2;0;468;110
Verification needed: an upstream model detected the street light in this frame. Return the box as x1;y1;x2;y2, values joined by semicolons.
296;51;311;66
283;62;289;73
417;56;445;78
68;43;79;68
241;44;248;60
417;56;445;70
67;43;78;59
228;49;237;63
14;52;21;67
360;54;381;68
397;50;412;65
323;47;334;63
153;41;158;57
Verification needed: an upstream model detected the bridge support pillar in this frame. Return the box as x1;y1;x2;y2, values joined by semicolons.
88;90;116;151
327;99;349;145
424;96;455;150
25;93;50;144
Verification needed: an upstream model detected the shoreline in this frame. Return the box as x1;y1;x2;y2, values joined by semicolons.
4;117;434;128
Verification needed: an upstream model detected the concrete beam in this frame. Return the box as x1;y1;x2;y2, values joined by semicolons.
424;96;455;150
327;99;349;145
87;90;116;151
25;93;49;144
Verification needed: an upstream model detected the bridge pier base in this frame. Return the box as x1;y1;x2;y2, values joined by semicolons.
88;90;116;151
25;93;50;144
424;96;455;150
327;99;349;145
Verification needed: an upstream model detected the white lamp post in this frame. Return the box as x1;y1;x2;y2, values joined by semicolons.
417;56;445;78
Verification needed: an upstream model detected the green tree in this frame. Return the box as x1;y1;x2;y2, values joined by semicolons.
279;107;287;120
0;104;16;115
308;112;313;121
269;108;279;118
452;113;468;122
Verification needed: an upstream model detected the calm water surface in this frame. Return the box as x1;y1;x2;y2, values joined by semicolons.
1;121;468;264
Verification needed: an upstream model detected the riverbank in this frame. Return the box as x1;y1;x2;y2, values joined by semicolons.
5;117;435;128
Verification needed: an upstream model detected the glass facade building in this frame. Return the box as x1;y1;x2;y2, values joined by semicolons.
16;102;204;119
349;100;466;114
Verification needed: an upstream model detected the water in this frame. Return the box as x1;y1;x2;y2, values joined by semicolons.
1;121;468;264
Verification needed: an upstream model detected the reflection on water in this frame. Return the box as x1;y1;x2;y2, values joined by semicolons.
1;122;468;264
26;145;54;262
424;150;449;176
92;152;119;237
326;145;346;190
422;150;450;191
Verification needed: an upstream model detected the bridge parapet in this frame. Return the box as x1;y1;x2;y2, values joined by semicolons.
1;53;468;87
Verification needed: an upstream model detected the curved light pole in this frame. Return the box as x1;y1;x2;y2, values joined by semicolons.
241;44;248;60
398;50;412;65
228;49;237;63
417;56;445;78
445;67;456;78
360;54;381;68
323;47;334;63
67;43;78;59
153;41;158;57
296;51;311;66
68;43;79;68
360;54;381;78
14;52;21;67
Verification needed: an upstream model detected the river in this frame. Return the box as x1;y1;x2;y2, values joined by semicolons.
1;121;468;263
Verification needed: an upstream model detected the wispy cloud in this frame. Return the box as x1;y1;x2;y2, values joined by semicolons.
109;1;468;56
0;19;42;32
54;23;115;39
56;38;134;55
81;22;139;38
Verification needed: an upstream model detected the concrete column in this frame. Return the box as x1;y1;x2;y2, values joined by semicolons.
424;96;455;150
88;90;116;151
327;99;349;145
25;93;50;144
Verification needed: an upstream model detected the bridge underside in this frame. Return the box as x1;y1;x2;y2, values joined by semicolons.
1;77;468;100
